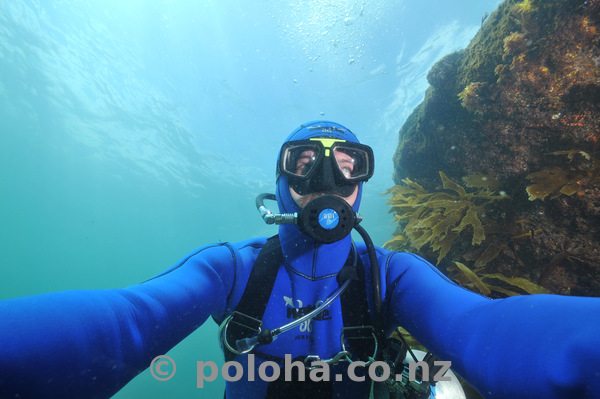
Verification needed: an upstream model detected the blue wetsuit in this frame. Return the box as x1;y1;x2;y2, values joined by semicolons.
1;122;600;398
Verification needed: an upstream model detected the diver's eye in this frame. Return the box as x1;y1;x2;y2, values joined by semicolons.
295;150;316;175
335;152;355;178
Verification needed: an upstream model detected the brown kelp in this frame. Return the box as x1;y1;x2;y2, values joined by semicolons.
385;172;551;298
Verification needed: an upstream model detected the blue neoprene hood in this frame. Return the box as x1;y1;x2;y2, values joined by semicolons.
275;121;366;275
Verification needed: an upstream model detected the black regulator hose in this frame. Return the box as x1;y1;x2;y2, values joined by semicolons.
256;193;276;209
353;223;384;333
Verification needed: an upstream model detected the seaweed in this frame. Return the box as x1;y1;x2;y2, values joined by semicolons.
526;149;600;200
385;171;566;297
503;32;528;56
512;0;535;15
385;171;508;264
449;262;551;297
458;82;488;111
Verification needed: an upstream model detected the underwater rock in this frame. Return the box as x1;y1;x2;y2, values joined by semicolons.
390;0;600;297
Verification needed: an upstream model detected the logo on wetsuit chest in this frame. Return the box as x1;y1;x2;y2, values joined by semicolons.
284;296;332;334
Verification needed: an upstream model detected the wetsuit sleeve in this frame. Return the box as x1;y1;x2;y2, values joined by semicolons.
384;251;600;399
0;242;238;399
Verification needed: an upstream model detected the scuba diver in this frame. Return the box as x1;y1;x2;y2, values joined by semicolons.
1;120;600;399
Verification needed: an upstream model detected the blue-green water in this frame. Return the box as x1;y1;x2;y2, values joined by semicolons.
0;1;501;397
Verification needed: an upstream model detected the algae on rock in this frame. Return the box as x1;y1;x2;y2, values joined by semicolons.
390;0;600;296
526;149;600;200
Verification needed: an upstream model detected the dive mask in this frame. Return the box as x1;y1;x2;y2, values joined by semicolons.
278;138;374;197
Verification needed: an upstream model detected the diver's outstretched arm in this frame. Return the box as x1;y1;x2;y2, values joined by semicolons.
0;242;239;399
384;251;600;399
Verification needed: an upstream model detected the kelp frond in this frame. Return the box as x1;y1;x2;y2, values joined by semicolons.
385;171;508;264
449;261;551;297
526;149;600;200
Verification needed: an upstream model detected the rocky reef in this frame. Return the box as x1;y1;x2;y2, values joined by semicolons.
389;0;600;297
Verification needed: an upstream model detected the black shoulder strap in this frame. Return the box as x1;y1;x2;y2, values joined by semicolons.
235;235;283;320
339;246;376;361
222;235;282;362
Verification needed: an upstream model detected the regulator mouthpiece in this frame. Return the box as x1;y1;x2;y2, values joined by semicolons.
255;193;361;244
297;195;357;243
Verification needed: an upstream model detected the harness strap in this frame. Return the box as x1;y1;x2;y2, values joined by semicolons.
223;235;282;362
235;235;283;318
340;246;377;362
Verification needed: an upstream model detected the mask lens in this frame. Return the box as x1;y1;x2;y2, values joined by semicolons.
332;145;372;181
281;143;322;177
